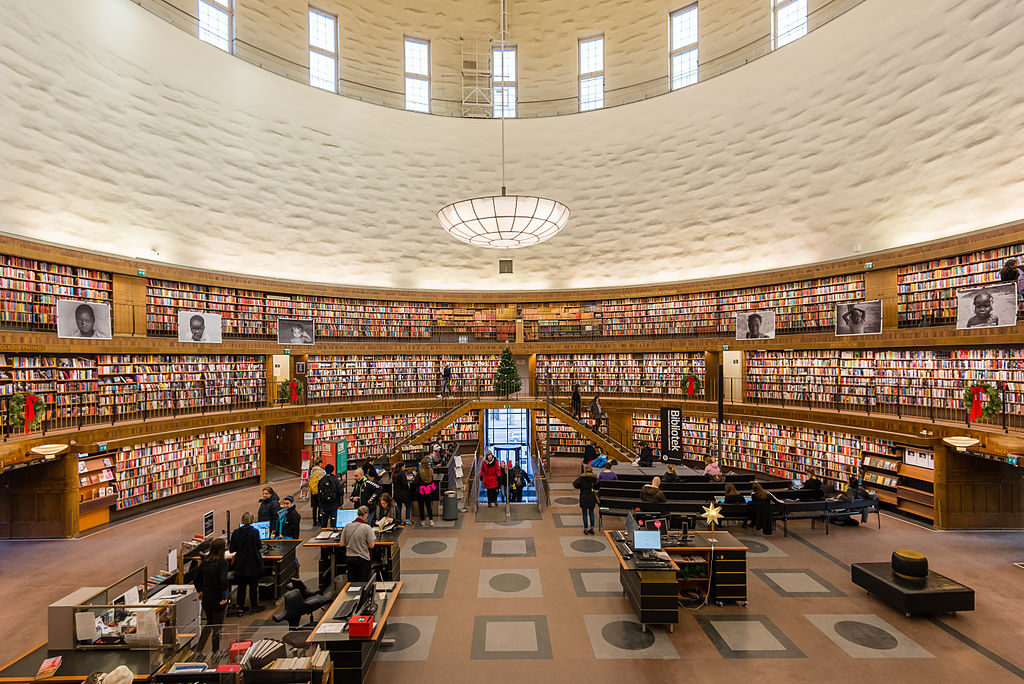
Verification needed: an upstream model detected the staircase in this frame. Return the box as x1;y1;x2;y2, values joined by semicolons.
545;400;638;463
387;399;474;465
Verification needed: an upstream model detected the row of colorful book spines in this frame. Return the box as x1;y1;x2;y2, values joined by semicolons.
0;271;111;288
116;464;258;481
116;456;259;474
146;309;435;326
896;249;1024;277
98;356;264;364
116;450;261;468
113;430;260;454
747;360;1024;369
116;473;257;509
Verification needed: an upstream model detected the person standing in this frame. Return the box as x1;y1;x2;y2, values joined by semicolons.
350;468;383;524
480;451;502;507
276;495;301;539
571;384;582;418
308;459;326;528
390;462;413;526
589;394;603;430
573;464;599;535
193;537;229;653
257;487;280;525
441;361;453;397
228;512;264;613
339;505;376;583
413;458;436;526
510;462;531;502
317;464;342;527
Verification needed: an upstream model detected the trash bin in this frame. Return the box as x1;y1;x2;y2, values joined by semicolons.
442;490;458;520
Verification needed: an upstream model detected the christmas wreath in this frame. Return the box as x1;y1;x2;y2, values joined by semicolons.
279;378;305;403
682;373;703;397
9;392;47;433
963;382;1001;421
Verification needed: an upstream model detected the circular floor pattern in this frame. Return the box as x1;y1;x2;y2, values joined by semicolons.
737;538;770;553
555;497;579;506
411;540;447;555
384;622;421;652
833;621;899;650
570;539;607;553
601;620;656;650
488;572;532;593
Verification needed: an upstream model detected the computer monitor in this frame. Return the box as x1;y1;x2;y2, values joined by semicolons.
252;521;271;540
633;530;662;550
336;508;359;528
355;577;377;616
624;511;638;538
640;516;669;540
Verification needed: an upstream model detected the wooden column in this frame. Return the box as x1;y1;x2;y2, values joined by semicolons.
528;354;537;396
111;273;148;337
704;351;721;402
864;267;899;331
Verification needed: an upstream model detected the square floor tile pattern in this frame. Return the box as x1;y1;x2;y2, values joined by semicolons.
695;615;805;659
583;614;680;659
471;615;553;660
753;568;846;597
806;614;934;659
398;569;450;599
404;537;459;559
552;513;584;528
569;568;622;597
482;536;536;557
559;535;614;557
377;616;438;661
477;568;543;598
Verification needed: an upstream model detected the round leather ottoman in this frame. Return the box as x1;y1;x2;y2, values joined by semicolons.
892;549;928;581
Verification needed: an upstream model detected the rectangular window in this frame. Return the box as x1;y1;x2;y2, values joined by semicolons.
493;47;517;118
404;37;430;112
670;5;699;90
198;0;232;53
774;0;808;48
308;7;338;92
578;36;604;111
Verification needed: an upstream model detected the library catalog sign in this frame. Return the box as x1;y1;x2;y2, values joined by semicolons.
660;407;684;460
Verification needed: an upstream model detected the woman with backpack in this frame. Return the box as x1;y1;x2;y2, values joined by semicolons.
480;451;502;507
391;461;413;526
308;459;325;528
573;464;599;535
317;464;342;528
413;457;436;526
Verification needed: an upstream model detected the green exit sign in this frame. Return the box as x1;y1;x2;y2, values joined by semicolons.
137;268;146;276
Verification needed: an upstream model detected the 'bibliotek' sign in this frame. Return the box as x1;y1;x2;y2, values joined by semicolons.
660;407;684;459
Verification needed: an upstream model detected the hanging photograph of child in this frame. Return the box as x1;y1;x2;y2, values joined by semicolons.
177;311;223;343
735;311;776;340
277;318;315;345
835;300;883;336
956;282;1017;330
56;300;113;339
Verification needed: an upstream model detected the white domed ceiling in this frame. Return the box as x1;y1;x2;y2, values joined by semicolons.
0;0;1023;290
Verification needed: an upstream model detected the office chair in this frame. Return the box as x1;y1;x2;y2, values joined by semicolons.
287;578;336;606
225;571;246;618
272;589;329;630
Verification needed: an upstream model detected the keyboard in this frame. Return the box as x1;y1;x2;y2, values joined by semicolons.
633;559;670;569
333;599;357;620
615;542;633;559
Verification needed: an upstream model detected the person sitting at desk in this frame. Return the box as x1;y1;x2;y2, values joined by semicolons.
193;537;229;652
257;486;280;525
801;470;825;499
662;464;679;482
340;505;376;582
229;512;264;613
374;492;397;525
723;482;746;504
831;476;876;526
641;477;668;503
573;464;599;535
748;483;776;535
597;462;618;482
277;495;301;539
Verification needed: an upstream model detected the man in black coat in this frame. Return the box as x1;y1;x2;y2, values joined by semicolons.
229;512;265;612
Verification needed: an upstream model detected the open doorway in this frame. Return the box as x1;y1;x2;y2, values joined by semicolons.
482;408;535;503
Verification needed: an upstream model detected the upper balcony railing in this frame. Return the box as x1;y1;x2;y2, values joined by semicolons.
132;0;865;119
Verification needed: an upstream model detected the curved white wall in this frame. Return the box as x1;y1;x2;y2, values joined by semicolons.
0;0;1022;290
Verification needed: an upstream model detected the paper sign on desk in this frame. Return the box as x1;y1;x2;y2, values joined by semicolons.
125;586;141;605
319;623;346;633
74;612;99;643
168;549;178;574
136;609;159;639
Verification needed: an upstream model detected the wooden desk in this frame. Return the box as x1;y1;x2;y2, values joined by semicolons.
303;527;403;587
0;642;185;683
664;531;748;606
308;581;403;683
605;532;680;631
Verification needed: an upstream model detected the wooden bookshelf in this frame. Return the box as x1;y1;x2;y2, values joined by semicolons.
96;354;266;416
538;413;587;456
860;449;901;504
5;355;99;428
307;354;498;400
746;347;1024;420
897;447;935;521
632;412;714;461
432;303;516;341
312;412;439;464
436;409;480;445
897;243;1024;325
536;352;705;397
114;428;261;510
0;254;112;330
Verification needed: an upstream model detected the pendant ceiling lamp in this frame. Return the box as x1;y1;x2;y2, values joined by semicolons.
436;0;570;249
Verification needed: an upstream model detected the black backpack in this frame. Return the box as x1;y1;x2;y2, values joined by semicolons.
318;475;340;507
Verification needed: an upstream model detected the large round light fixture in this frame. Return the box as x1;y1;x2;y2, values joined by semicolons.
437;0;570;249
437;189;570;249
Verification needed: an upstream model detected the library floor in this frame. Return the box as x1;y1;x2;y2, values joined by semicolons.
2;462;1024;683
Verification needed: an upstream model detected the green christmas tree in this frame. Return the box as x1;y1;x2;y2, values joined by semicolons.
493;346;522;396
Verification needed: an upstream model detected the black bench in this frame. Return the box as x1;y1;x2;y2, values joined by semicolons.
852;562;975;616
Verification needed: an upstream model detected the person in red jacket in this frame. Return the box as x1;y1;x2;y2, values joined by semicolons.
480;451;502;507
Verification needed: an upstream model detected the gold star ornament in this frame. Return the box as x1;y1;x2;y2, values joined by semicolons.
701;502;723;527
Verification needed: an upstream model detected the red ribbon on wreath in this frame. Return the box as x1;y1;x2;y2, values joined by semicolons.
686;376;695;396
969;386;985;421
24;394;40;434
288;380;298;403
